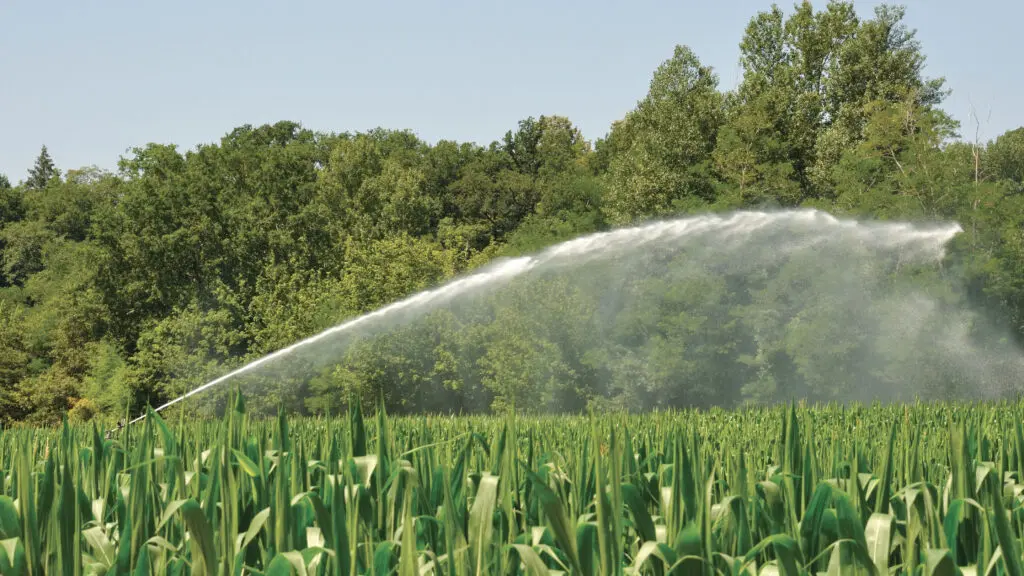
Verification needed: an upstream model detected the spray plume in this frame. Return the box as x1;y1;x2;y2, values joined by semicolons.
130;208;1016;423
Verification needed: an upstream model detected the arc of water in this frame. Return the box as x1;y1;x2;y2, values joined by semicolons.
128;256;537;424
125;208;962;426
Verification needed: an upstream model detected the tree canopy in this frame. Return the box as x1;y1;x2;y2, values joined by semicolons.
2;1;1023;424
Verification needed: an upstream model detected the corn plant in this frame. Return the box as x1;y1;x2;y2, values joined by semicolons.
3;396;1024;574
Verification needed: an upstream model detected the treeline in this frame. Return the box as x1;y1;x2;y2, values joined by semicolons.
2;2;1024;423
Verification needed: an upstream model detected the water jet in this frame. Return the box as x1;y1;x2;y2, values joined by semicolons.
119;208;980;427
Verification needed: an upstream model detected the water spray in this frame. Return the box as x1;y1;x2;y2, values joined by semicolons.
108;208;964;432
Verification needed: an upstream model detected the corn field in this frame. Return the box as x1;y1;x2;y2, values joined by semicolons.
5;396;1024;575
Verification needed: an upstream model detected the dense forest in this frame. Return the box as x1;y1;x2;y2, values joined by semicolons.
3;2;1024;424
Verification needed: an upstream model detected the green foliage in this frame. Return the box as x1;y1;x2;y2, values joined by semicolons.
985;127;1024;188
0;175;20;225
0;301;29;420
79;339;133;414
1;1;1023;424
15;366;78;426
4;398;1024;573
1;219;56;286
131;297;249;406
25;145;58;190
604;45;724;222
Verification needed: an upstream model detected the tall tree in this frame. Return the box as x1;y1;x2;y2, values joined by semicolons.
985;127;1024;188
25;145;58;190
811;3;947;192
0;175;21;226
604;45;724;223
0;301;29;423
711;2;947;204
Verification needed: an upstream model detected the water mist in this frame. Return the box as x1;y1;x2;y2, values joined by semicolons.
131;208;1024;423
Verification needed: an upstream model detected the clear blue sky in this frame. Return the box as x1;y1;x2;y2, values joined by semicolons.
1;0;1020;182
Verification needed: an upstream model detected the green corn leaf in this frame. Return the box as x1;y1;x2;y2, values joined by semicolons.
990;473;1023;576
468;472;498;574
742;534;803;576
0;499;19;540
631;540;679;572
241;507;272;550
577;522;598;576
875;422;897;515
863;513;893;575
800;482;833;564
0;537;27;576
232;449;262;478
133;540;151;576
923;549;959;576
373;541;397;576
82;527;116;568
526;469;582;574
622;483;656;543
180;499;218;575
265;551;299;576
507;544;550;576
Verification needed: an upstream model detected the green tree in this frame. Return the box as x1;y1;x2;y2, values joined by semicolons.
19;240;111;377
25;145;58;190
79;339;134;415
1;220;56;286
92;143;194;347
502;117;544;176
15;367;78;426
604;45;724;222
446;148;539;240
811;3;947;191
246;265;350;355
338;234;457;314
710;2;839;206
984;127;1024;188
826;98;963;219
316;129;435;241
0;301;29;422
500;169;605;255
536;115;591;177
131;294;249;412
712;97;802;207
24;166;118;241
0;0;1021;423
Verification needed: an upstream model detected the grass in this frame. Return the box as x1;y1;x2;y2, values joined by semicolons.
4;395;1024;574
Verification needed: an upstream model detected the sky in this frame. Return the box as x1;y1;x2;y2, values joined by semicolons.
1;0;1021;182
